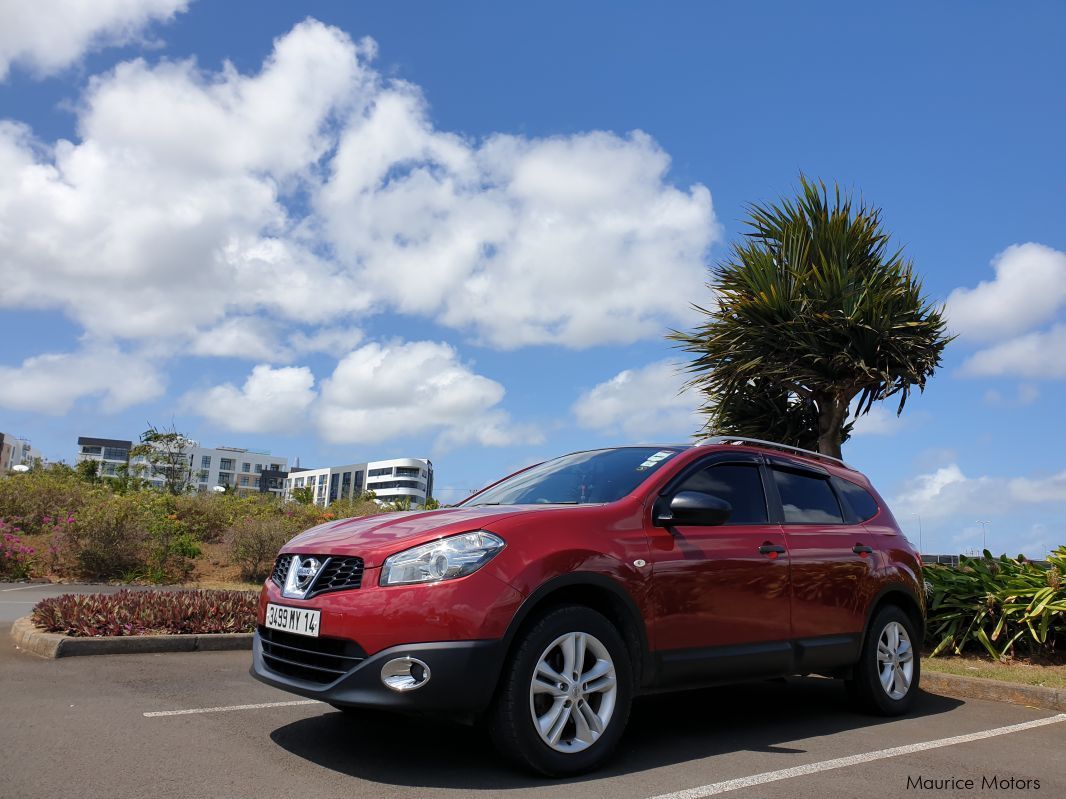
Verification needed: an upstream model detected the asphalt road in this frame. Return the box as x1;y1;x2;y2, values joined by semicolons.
1;584;1064;799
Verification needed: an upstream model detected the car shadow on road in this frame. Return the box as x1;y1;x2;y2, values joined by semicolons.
269;677;962;790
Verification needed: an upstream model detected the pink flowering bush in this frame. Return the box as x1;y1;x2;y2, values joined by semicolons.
0;520;35;579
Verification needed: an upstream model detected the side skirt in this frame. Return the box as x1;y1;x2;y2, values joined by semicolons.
651;634;862;692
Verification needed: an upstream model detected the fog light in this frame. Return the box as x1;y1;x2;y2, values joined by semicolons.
380;657;431;692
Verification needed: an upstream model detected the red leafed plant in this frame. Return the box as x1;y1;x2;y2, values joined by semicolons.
31;589;257;637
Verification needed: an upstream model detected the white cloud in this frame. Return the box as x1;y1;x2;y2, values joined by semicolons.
0;19;715;357
320;123;717;348
850;405;909;437
0;0;189;80
946;243;1066;341
572;359;700;440
893;462;1066;520
0;20;373;341
316;341;539;447
960;324;1066;378
983;383;1040;406
191;364;316;434
0;344;164;414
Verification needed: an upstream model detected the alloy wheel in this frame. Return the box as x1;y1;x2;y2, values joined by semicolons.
876;620;914;700
528;631;618;753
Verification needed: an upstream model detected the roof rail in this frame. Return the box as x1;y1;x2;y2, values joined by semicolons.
703;436;854;470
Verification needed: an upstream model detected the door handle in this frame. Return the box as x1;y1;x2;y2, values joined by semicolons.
758;543;787;558
853;544;874;556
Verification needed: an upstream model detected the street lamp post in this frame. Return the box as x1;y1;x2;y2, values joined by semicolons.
975;520;990;555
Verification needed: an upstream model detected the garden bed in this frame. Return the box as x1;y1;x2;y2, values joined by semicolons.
31;589;257;637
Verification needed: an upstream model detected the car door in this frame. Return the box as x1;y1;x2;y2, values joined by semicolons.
645;453;792;684
767;457;879;660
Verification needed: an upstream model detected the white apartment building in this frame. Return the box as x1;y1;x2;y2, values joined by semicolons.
2;432;42;471
284;458;433;508
75;437;132;478
76;435;288;495
188;446;289;496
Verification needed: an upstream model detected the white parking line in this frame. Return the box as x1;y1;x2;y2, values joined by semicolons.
647;713;1066;799
1;584;53;592
144;699;323;717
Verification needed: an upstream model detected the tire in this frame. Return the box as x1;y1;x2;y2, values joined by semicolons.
846;604;921;715
489;605;633;776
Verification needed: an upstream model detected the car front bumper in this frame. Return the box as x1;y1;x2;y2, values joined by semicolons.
250;631;506;716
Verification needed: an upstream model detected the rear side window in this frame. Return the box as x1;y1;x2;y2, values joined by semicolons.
675;464;768;525
772;468;844;524
836;479;880;521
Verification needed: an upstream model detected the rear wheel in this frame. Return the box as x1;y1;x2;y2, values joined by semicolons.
489;606;632;776
847;604;920;715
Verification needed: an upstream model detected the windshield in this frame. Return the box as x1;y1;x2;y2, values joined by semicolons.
463;447;684;506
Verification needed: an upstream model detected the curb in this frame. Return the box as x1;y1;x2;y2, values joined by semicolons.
10;616;252;659
922;670;1066;712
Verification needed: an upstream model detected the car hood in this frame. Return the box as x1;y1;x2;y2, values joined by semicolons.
280;505;539;568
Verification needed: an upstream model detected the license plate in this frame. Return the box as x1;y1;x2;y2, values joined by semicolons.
265;603;321;638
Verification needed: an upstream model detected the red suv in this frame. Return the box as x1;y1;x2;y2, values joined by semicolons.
251;438;923;775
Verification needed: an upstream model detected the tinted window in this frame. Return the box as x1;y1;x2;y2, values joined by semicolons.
773;469;844;524
676;464;768;525
464;447;683;506
836;479;879;521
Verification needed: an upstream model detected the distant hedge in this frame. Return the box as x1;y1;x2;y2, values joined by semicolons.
32;589;257;637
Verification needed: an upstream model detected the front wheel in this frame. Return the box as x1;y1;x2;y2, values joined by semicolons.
846;604;921;715
489;606;633;776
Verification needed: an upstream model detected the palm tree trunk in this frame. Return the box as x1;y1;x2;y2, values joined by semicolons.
815;395;847;460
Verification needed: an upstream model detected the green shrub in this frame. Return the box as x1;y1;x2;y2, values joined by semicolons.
50;493;150;581
229;516;300;582
32;589;256;636
925;547;1066;659
0;468;93;535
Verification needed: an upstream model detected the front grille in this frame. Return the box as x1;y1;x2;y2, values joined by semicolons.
309;556;365;595
258;626;367;684
269;554;364;598
271;555;293;587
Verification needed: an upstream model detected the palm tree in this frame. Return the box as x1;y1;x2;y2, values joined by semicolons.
672;177;951;459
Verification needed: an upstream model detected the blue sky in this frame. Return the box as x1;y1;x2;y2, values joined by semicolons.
1;1;1064;556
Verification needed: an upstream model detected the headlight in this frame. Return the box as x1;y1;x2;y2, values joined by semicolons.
380;531;505;586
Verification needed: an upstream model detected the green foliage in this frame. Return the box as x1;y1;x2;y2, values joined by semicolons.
50;492;150;581
0;467;93;535
129;423;196;495
75;458;99;484
229;516;301;582
925;549;1066;660
290;486;314;505
671;177;952;458
32;589;257;636
423;497;441;510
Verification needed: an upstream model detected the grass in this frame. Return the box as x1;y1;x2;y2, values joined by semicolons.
924;652;1066;690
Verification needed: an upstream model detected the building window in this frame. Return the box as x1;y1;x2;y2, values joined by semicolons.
368;467;393;477
271;463;282;471
241;462;251;473
254;463;263;473
295;477;304;488
102;447;128;461
220;458;235;472
81;445;102;455
239;476;249;486
201;455;211;469
396;467;421;478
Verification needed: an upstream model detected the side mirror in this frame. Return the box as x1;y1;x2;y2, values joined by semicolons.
654;491;732;527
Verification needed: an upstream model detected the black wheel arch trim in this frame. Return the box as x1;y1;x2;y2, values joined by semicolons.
863;582;926;643
501;572;654;689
